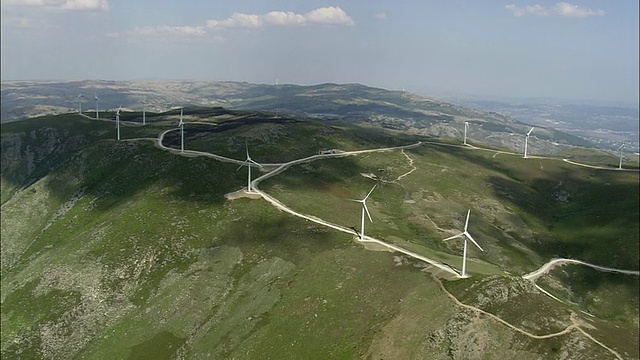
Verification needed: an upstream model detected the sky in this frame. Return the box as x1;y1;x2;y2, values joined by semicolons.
1;0;638;103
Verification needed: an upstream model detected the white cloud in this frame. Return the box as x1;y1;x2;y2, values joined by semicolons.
375;12;388;21
206;6;354;28
128;6;353;41
61;0;108;11
554;2;604;17
505;2;604;17
304;6;354;26
1;0;109;11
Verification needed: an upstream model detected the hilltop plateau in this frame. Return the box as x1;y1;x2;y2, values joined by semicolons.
1;104;638;359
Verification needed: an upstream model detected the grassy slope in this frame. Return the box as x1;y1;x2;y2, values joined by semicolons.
262;142;639;272
1;111;638;359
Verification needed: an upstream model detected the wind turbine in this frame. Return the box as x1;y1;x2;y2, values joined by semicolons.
443;209;484;277
349;185;377;240
178;107;184;153
237;143;263;193
76;94;84;114
94;94;100;119
463;121;469;145
618;143;624;169
141;99;146;125
116;106;121;141
523;127;534;158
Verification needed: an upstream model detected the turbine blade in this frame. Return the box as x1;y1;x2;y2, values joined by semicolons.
364;184;377;201
347;199;362;203
248;159;263;167
363;203;373;223
465;232;484;251
236;162;245;172
527;127;534;136
443;233;464;241
464;209;471;232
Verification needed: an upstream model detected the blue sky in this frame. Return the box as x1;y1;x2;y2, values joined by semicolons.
1;0;638;103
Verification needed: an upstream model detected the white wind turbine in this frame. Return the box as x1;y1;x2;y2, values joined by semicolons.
618;143;624;169
443;209;484;277
349;185;377;240
178;107;185;153
94;94;100;119
523;127;534;158
116;106;121;141
141;99;146;125
76;94;84;113
463;121;469;145
237;143;263;193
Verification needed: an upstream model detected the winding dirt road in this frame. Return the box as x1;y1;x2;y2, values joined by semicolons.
523;258;640;281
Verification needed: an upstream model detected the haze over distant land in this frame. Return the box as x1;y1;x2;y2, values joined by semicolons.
1;1;638;104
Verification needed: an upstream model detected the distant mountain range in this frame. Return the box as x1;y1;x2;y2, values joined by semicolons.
2;80;633;155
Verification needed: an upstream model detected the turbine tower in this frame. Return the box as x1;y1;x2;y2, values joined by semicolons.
463;121;469;145
179;107;184;153
443;209;484;277
76;94;84;114
349;185;377;240
618;143;624;170
94;94;100;119
238;143;263;193
523;127;534;158
116;106;121;141
141;99;146;125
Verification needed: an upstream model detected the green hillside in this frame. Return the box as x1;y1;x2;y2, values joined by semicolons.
1;109;638;359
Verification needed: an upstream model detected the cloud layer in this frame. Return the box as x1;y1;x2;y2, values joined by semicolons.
206;6;354;28
2;0;109;11
505;2;604;17
132;6;354;40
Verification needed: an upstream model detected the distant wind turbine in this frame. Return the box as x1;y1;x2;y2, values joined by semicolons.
443;209;484;278
463;121;469;145
523;127;534;158
76;94;84;114
349;185;377;240
141;99;146;125
116;106;121;141
95;94;100;119
237;143;263;193
179;107;184;153
618;143;624;170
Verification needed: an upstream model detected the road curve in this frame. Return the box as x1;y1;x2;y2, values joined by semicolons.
154;131;460;276
523;258;640;281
